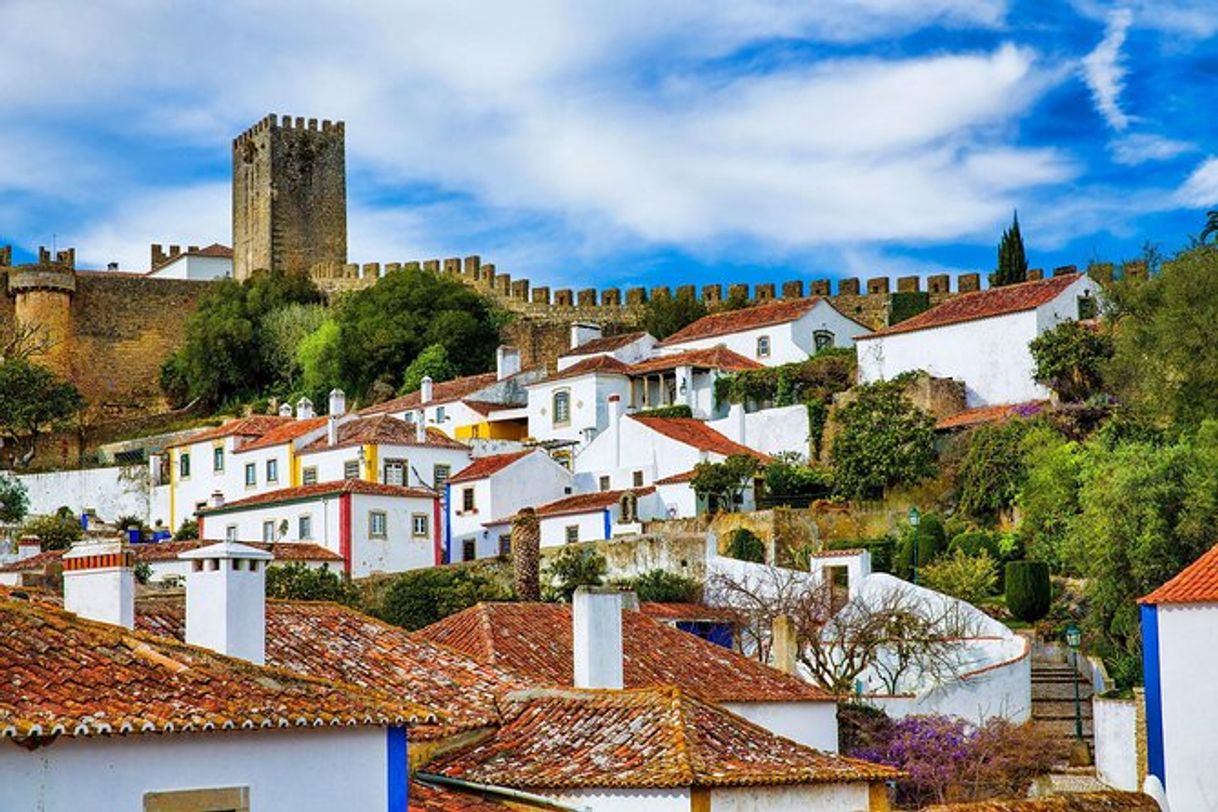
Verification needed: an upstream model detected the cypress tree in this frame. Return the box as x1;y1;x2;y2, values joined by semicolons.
992;211;1028;287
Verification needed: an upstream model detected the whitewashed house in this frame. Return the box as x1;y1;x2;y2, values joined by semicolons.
1139;542;1218;812
856;273;1102;407
0;538;431;812
557;324;656;371
657;296;871;365
445;450;574;562
481;487;666;549
145;242;233;280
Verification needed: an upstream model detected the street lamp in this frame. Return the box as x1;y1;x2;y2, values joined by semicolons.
908;506;921;585
1065;624;1084;740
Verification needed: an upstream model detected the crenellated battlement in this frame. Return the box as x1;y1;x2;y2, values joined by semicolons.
232;113;344;148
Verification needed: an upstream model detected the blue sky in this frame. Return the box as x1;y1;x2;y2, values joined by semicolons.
1;0;1216;289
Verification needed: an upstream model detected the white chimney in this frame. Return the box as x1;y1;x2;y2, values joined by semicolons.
327;415;339;446
296;396;314;420
420;376;434;405
570;322;602;350
209;490;225;509
328;388;346;416
63;538;135;629
180;541;273;664
278;402;293;417
607;394;624;468
415;409;427;444
496;346;521;380
727;402;747;445
16;536;41;561
573;586;624;689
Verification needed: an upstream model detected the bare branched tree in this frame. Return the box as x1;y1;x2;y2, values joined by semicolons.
708;564;983;695
0;318;56;364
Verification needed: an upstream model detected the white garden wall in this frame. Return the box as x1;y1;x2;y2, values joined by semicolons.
15;466;149;524
1094;695;1140;791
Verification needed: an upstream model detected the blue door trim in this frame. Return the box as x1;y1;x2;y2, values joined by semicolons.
1141;604;1166;787
387;725;408;812
602;508;611;541
443;483;452;564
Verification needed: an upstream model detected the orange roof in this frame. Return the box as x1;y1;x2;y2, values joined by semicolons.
416;602;830;704
935;401;1049;431
639;602;740;625
0;541;342;572
429;686;895;790
659;297;862;346
536;354;632;383
630;416;771;462
297;414;468;453
0;548;65;574
861;274;1083;339
165;415;295;449
655;469;697;485
408;781;518;811
921;793;1159;812
236;416;328;451
449;451;535;484
136;599;530;741
562;332;648;358
1140;542;1218;605
0;595;434;740
628;346;764;375
199;479;435;515
360;372;500;415
533;487;655;518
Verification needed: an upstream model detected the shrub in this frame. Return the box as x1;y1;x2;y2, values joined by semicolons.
133;561;152;585
374;566;512;631
762;457;831;503
0;473;29;523
826;537;896;574
173;518;199;541
1029;319;1113;403
948;530;1002;559
266;563;361;605
725;528;765;563
620;569;702;603
1005;561;1051;622
542;545;607;602
633;404;693;419
690;454;759;513
921;549;999;604
20;513;83;551
831;379;937;499
641;292;707;340
956;418;1040;523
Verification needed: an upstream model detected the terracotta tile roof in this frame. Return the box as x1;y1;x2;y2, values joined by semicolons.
236;416;328;451
360;373;501;416
810;548;867;558
297;414;468;453
628;346;764;375
535;354;633;383
0;548;65;574
135;599;530;741
448;451;534;484
408;781;519;811
655;469;697;485
199;479;436;515
639;602;740;625
165;415;295;449
430;686;895;790
461;400;525;417
0;595;435;740
861;274;1084;339
630;416;772;462
562;332;648;358
921;793;1160;812
936;401;1050;431
659;297;863;346
416;602;830;703
1;541;342;572
1140;541;1218;605
534;487;655;518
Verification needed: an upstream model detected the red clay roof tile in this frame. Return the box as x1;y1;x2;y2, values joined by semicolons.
1140;541;1218;605
448;451;535;484
198;480;436;514
628;346;764;375
536;354;633;383
236;416;328;451
659;298;866;346
630;416;771;462
0;540;342;572
165;415;296;449
296;414;468;453
533;487;655;518
360;373;501;416
935;401;1049;430
562;332;649;358
408;781;519;811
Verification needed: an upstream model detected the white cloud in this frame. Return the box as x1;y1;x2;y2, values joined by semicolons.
1082;8;1134;130
1110;133;1196;165
1071;1;1217;38
1176;158;1218;207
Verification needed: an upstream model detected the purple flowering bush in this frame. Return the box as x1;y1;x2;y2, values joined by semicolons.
849;713;1063;808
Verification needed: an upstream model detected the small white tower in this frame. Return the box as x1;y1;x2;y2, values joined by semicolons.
328;388;346;416
63;537;136;629
180;541;273;664
296;396;315;420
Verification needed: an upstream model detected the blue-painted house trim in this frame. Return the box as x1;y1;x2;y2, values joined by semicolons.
443;483;452;564
386;726;408;812
602;508;611;541
1141;603;1166;787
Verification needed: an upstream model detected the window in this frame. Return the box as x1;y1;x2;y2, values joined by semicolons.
462;487;476;512
498;534;512;557
620;492;639;523
435;406;446;423
411;513;429;538
383;458;407;486
565;525;580;544
633;470;644;488
225;524;238;542
179;452;191;479
301;466;318;485
298;514;313;539
266;458;278;483
1078;293;1098;320
462;538;476;561
344;459;361;480
434;464;452;489
553;389;572;427
244;462;256;487
213;446;225;472
813;329;835;352
599;475;611;492
262;520;275;542
756;335;771;358
144;786;249;812
369;510;388;538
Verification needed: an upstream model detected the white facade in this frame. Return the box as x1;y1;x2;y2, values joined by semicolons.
527;372;632;445
856;275;1100;407
708;403;810;458
298;442;470;491
723;701;839;753
557;333;656;371
148;253;233;280
660;300;869;365
1094;695;1141;792
538;494;665;548
0;727;397;812
14;466;150;525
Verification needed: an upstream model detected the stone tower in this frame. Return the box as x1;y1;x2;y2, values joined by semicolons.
231;114;347;281
6;246;77;379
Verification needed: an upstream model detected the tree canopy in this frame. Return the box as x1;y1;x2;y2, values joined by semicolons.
0;359;85;461
830;379;937;499
400;343;458;395
992;211;1028;287
640;292;708;340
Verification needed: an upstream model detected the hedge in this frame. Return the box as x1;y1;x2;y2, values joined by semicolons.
1005;561;1051;622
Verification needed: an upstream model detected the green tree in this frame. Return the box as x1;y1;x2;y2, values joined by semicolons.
690;454;760;513
1014;426;1084;572
922;549;998;604
640;292;708;340
762;456;831;503
956;419;1040;523
542;545;607;602
1199;210;1218;244
266;563;360;605
1005;561;1051;623
21;512;83;551
0;473;29;523
297;319;344;406
619;569;703;603
337;269;502;398
725;528;766;563
0;359;85;459
173;518;199;540
992;211;1028;287
260;302;328;390
399;343;458;395
374;566;512;631
1028;321;1113;403
831;380;937;499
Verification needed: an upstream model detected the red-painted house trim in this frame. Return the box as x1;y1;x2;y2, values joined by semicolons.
433;495;442;567
339;492;352;576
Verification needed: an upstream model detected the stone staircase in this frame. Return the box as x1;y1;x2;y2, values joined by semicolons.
1031;659;1094;750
